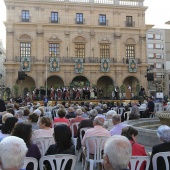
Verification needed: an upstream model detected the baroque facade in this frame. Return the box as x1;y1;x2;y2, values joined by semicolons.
4;0;149;97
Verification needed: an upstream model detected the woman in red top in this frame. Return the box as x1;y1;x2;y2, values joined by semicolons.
121;126;148;170
53;109;70;127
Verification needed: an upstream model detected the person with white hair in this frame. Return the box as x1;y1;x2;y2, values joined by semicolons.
103;135;131;170
103;110;117;129
70;109;84;137
149;125;170;170
81;116;110;154
0;136;28;170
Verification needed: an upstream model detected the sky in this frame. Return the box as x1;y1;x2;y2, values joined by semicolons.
0;0;170;49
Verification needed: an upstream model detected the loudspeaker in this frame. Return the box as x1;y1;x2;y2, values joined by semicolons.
18;71;25;80
147;73;154;81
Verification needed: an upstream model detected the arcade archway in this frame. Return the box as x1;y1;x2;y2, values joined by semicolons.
97;76;114;98
123;76;139;99
45;76;64;88
16;76;35;97
71;76;90;87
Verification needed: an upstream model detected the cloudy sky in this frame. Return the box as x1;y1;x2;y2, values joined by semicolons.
0;0;170;48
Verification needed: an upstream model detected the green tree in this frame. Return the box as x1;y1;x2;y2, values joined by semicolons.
13;84;19;98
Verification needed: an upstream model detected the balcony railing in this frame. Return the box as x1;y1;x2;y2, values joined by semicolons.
11;56;142;64
123;58;141;64
74;18;85;25
19;16;31;22
125;21;135;27
49;17;60;23
22;0;144;6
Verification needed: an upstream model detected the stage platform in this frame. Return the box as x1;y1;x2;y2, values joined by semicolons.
33;99;138;106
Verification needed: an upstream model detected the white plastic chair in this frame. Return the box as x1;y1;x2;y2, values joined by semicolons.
77;127;92;162
124;111;131;121
152;152;170;170
83;136;109;170
70;122;80;153
33;137;54;156
129;156;150;170
117;107;125;115
52;122;69;128
22;157;38;170
39;154;76;170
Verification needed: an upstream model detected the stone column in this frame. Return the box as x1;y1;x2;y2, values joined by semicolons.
36;28;44;62
6;28;14;61
114;30;121;63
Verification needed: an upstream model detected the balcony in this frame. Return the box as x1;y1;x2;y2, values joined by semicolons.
49;17;60;24
19;16;31;22
123;58;141;64
125;21;135;27
75;19;85;25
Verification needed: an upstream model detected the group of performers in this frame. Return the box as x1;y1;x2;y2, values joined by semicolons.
30;86;100;100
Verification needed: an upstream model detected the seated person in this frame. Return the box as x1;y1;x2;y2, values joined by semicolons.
0;117;18;141
0;136;28;170
149;125;170;170
142;97;155;118
121;126;148;170
45;124;75;170
103;135;131;170
11;123;41;169
53;109;70;126
129;101;140;120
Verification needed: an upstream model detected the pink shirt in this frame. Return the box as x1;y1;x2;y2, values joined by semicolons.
81;125;110;154
32;128;54;140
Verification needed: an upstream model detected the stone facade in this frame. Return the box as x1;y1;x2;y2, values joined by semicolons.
4;0;149;97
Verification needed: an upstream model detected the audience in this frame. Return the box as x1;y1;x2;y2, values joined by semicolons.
0;136;28;170
65;107;76;119
27;113;39;130
121;126;147;170
110;114;126;136
77;109;98;151
81;116;110;154
0;117;18;141
53;109;70;126
129;101;140;120
11;123;41;170
32;117;54;140
45;124;75;170
149;125;170;170
103;135;131;170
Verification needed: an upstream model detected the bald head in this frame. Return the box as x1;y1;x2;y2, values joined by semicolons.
93;116;104;126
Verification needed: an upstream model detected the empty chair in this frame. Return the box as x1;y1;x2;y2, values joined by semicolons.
129;156;150;170
152;152;170;170
33;137;54;156
117;107;125;115
70;122;80;153
124;111;131;121
22;157;38;170
83;136;109;170
39;154;76;170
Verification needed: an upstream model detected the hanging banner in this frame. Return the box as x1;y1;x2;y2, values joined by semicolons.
75;58;84;73
21;57;31;71
50;58;60;72
101;59;110;72
129;59;137;72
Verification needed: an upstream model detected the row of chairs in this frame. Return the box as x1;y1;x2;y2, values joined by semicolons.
23;151;170;170
23;154;76;170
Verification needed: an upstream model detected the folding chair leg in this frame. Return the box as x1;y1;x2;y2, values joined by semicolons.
89;161;93;170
